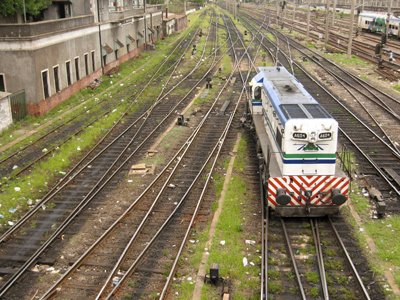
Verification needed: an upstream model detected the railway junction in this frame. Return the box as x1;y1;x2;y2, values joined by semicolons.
1;2;400;299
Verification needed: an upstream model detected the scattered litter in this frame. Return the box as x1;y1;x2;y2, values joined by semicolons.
59;171;66;175
12;165;18;169
189;240;196;244
112;109;117;113
187;276;192;281
77;147;81;151
8;208;17;213
168;184;176;188
120;83;124;86
245;240;256;245
42;148;48;152
386;224;392;228
27;199;33;205
8;221;14;226
46;267;55;272
243;257;248;267
41;205;46;211
31;266;39;272
14;187;20;192
359;228;364;232
127;180;133;183
220;240;225;245
0;215;4;219
112;277;120;285
250;262;255;266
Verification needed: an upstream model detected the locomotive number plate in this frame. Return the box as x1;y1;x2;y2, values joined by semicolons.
319;132;332;139
293;132;307;139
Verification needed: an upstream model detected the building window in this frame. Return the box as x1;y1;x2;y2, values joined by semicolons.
75;57;80;81
53;66;60;92
103;55;107;66
0;74;5;92
109;0;123;11
42;70;50;99
66;61;72;86
91;51;96;72
84;53;89;76
115;49;118;60
127;44;130;53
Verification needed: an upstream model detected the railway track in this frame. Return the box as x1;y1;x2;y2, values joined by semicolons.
0;9;228;298
240;10;400;215
224;6;388;298
36;11;251;299
239;4;400;79
263;215;376;299
0;6;394;299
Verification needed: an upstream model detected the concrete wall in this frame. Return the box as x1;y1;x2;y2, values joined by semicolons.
0;93;12;132
0;10;163;116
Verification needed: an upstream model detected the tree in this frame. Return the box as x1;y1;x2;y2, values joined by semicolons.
0;0;52;19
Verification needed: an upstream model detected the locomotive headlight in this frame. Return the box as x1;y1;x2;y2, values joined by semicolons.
310;137;316;143
310;131;316;137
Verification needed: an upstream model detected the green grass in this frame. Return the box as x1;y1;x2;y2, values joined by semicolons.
268;269;281;280
201;135;259;299
309;287;319;297
364;215;400;287
306;272;319;283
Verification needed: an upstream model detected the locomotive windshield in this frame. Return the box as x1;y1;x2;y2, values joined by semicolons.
254;86;261;100
280;104;331;119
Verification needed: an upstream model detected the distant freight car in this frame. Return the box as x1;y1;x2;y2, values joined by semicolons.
248;67;349;217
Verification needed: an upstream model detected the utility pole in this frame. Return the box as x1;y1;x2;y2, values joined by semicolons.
347;0;355;59
306;3;310;39
291;3;295;33
324;0;331;48
332;0;337;26
385;0;392;47
276;0;279;26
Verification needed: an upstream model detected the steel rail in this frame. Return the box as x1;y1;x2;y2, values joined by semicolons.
0;16;213;297
329;216;371;300
159;87;247;300
40;15;228;299
0;96;111;166
0;106;116;186
105;55;246;300
0;9;205;167
95;14;221;299
281;218;307;300
311;218;329;299
0;19;204;245
158;16;256;298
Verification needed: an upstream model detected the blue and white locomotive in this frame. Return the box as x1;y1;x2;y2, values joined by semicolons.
249;67;349;217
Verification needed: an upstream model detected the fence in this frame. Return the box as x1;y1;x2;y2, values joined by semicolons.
10;90;27;122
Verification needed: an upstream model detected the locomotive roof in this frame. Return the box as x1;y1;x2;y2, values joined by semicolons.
254;67;332;122
359;12;400;21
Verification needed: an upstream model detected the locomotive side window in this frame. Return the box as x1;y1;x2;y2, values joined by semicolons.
276;128;283;151
254;86;261;100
